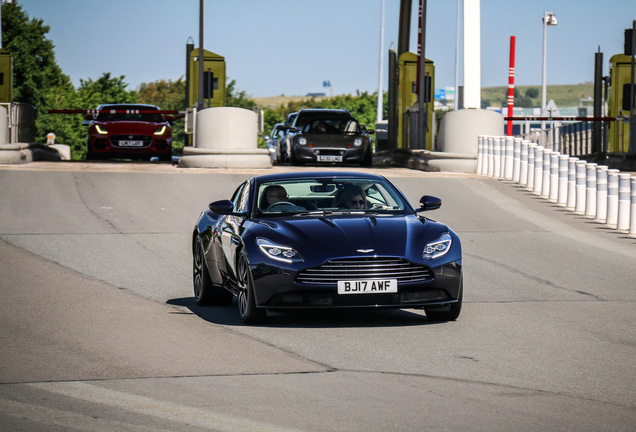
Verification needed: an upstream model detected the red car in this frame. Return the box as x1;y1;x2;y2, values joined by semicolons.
84;104;173;161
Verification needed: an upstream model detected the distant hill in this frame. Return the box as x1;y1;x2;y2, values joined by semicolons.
481;83;595;108
254;83;596;110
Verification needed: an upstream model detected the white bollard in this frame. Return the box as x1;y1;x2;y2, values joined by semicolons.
477;136;484;175
566;157;579;210
526;144;536;191
630;178;636;237
493;137;502;179
504;136;514;180
585;163;598;218
606;169;620;228
575;160;587;214
557;154;569;205
487;137;494;177
549;152;560;202
519;140;529;186
533;146;544;194
541;149;551;198
594;165;608;223
512;138;522;183
617;173;631;231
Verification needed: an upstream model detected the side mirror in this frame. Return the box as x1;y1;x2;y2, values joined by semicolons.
366;129;375;134
209;200;234;214
263;135;270;141
417;195;442;212
164;115;175;122
84;114;94;121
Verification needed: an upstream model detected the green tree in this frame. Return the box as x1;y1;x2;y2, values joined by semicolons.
1;1;67;108
138;78;186;155
226;79;257;109
525;88;539;99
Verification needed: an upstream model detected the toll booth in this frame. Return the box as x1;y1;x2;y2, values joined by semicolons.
188;48;226;108
607;53;635;152
0;49;13;103
397;52;434;150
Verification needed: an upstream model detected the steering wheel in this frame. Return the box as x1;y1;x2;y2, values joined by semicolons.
268;201;296;210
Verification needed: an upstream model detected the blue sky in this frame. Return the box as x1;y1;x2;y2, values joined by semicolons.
17;0;636;98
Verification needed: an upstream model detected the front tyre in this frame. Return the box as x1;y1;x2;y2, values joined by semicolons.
193;236;233;306
237;250;269;324
424;276;462;321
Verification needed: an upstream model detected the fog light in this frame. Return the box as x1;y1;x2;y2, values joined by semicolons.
282;293;303;303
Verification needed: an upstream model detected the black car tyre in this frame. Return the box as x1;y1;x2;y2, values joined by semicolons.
424;276;462;321
361;148;373;167
237;250;269;324
193;237;233;306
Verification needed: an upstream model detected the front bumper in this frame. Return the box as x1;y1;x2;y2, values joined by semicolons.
293;145;367;163
250;260;462;310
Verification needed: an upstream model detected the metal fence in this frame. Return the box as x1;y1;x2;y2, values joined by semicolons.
10;103;37;143
511;117;613;158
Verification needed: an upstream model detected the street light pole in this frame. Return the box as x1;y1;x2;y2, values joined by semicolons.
541;12;557;147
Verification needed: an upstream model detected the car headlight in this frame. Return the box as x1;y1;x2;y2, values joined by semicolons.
257;237;304;263
423;233;452;260
95;125;108;135
154;125;167;135
298;137;307;146
354;138;363;146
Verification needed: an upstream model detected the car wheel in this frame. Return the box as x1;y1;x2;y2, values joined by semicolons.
193;236;233;306
424;276;462;321
237;250;269;324
361;148;373;167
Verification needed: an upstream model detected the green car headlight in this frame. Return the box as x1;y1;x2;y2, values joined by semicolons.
423;233;452;260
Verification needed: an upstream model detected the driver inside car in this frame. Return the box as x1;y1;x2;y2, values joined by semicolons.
264;185;306;212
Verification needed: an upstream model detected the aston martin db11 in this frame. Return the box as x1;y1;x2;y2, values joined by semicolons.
192;171;462;324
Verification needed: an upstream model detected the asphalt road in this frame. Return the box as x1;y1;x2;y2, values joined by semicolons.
1;161;635;431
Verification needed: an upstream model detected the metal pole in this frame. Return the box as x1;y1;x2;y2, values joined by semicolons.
417;0;427;150
377;0;385;122
541;13;548;142
454;0;460;111
629;20;636;153
197;0;205;110
507;36;516;136
593;48;603;154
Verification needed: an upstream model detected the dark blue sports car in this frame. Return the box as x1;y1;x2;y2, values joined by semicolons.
192;171;462;324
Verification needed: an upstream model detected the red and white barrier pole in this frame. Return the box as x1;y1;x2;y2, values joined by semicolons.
506;36;516;136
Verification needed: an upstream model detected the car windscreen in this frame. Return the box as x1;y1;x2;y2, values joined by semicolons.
96;110;163;122
256;178;410;216
301;118;360;135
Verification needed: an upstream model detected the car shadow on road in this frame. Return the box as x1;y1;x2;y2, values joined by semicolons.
166;297;443;328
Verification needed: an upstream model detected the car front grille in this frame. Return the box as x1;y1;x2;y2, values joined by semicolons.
296;257;432;285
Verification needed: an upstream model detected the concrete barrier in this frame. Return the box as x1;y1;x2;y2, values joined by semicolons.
179;107;271;169
594;165;608;223
566;157;579;210
585;163;598;218
526;144;536;191
606;169;620;229
533;146;544;195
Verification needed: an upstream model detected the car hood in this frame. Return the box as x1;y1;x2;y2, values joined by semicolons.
247;214;447;263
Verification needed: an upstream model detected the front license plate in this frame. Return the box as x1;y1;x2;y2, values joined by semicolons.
118;140;144;147
337;279;398;294
317;155;342;162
